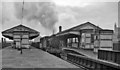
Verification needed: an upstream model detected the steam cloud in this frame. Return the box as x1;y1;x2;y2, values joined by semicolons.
14;2;58;29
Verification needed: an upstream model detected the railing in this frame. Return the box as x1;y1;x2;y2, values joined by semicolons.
2;42;11;49
98;49;120;64
113;42;120;51
67;53;120;70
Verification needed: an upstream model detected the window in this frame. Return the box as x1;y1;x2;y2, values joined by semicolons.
69;38;72;43
100;35;112;40
75;38;78;43
91;34;94;43
86;33;91;37
71;37;79;43
94;36;98;40
86;38;91;43
67;39;70;43
73;38;75;43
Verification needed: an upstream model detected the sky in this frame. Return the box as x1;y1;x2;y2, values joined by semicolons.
0;0;119;40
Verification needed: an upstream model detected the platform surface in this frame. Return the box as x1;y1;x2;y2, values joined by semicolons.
1;46;80;68
63;47;97;59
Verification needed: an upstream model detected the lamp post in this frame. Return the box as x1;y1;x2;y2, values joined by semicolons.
20;35;23;54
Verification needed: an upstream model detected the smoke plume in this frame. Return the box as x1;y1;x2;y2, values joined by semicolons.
14;2;58;29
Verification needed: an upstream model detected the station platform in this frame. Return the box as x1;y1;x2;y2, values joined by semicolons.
62;47;97;59
1;46;80;68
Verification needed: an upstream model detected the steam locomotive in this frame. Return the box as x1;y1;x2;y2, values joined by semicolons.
40;35;62;54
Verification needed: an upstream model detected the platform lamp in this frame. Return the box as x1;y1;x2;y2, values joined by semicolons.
20;34;23;54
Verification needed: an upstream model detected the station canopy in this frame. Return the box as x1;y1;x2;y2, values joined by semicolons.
2;24;39;40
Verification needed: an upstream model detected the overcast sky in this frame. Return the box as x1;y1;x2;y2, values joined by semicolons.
0;0;119;39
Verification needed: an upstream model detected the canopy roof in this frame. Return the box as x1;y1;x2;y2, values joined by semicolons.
2;24;39;40
56;22;102;36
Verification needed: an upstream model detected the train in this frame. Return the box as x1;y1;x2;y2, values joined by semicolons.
40;35;62;54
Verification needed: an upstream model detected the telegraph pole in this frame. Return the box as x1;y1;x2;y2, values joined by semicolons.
21;0;24;25
20;0;24;54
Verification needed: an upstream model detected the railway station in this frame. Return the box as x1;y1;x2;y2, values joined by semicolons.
1;24;79;69
1;1;120;70
1;23;120;70
40;22;114;53
39;22;120;70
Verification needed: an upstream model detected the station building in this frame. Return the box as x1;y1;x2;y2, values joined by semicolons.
2;24;39;49
55;22;113;52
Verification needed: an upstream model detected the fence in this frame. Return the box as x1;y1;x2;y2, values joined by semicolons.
113;43;120;51
98;49;120;64
2;42;11;49
67;53;120;70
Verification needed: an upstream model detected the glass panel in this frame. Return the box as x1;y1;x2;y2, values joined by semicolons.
67;39;70;43
86;38;91;43
76;38;78;42
86;33;91;37
73;38;75;43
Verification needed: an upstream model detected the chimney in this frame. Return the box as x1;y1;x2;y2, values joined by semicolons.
59;26;62;32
